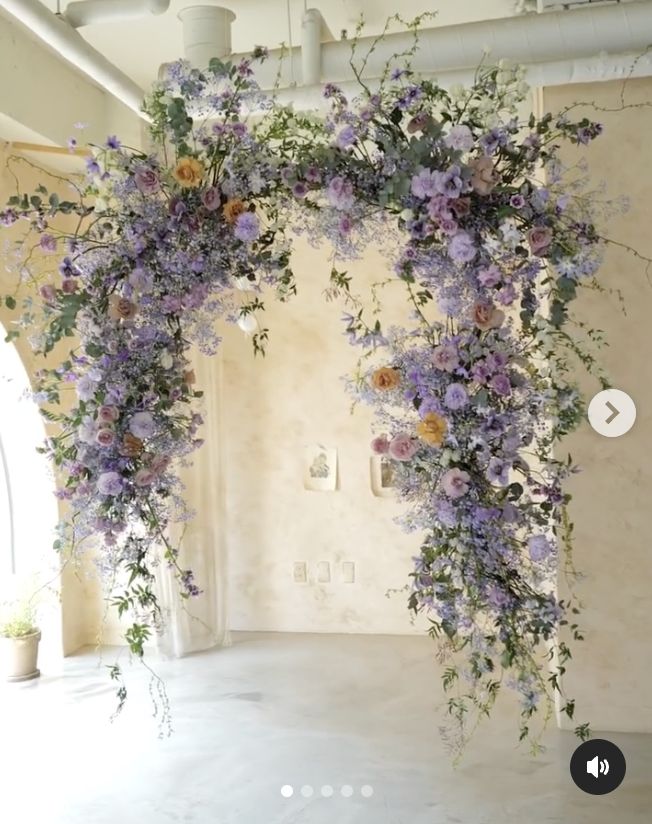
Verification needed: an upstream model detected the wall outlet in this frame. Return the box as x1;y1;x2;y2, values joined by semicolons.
293;561;308;584
316;561;331;583
342;561;355;584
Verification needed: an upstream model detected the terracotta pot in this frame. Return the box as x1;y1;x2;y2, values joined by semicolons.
0;629;41;682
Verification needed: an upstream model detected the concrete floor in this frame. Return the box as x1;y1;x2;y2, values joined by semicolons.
0;632;650;824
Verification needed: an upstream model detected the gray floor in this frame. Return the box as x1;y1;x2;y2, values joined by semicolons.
1;632;650;823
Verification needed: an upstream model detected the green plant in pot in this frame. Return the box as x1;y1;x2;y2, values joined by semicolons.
0;598;41;682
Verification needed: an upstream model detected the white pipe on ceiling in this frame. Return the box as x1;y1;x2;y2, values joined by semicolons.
272;50;652;111
233;0;652;90
0;0;147;117
301;8;322;86
178;5;235;67
64;0;170;29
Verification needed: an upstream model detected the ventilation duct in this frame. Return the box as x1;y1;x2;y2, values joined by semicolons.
64;0;170;29
178;6;235;68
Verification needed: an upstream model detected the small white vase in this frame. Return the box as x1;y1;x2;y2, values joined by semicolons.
0;630;41;682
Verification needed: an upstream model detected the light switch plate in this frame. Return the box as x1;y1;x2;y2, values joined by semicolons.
293;561;307;584
317;561;331;583
342;561;355;584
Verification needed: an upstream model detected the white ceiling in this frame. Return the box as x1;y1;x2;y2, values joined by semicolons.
37;0;516;90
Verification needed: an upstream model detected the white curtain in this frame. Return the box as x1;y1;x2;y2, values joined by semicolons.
156;349;231;657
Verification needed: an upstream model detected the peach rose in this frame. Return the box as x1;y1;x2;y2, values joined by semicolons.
183;369;196;386
471;301;505;331
527;226;553;256
173;157;204;189
468;156;500;196
371;367;401;391
108;294;138;321
416;413;448;447
223;198;247;225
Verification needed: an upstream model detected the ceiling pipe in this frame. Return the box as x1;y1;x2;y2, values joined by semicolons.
178;6;235;68
64;0;170;29
301;8;322;86
233;0;652;91
271;50;652;111
0;0;147;118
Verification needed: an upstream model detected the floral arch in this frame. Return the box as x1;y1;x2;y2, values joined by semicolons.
0;40;614;753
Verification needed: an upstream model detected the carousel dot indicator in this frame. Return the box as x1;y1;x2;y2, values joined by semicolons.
321;785;334;797
341;784;354;798
300;785;314;798
361;785;374;798
280;785;293;798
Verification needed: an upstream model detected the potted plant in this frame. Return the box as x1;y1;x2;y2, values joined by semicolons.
0;598;41;682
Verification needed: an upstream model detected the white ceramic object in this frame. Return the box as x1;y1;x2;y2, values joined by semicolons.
0;629;41;682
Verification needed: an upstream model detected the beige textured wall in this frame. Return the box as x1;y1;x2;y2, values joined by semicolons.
222;236;426;635
545;78;652;732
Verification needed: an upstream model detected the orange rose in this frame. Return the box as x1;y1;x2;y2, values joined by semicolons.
371;367;401;391
108;294;138;321
416;413;448;447
183;369;196;386
173;157;204;189
223;198;247;225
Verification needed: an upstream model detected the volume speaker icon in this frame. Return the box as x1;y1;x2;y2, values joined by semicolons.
587;756;610;778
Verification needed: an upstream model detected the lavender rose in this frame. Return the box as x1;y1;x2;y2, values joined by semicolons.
97;471;123;496
441;468;471;499
388;433;418;462
129;411;155;439
528;534;553;562
134;166;160;196
527;226;553;256
201;186;221;211
371;434;390;455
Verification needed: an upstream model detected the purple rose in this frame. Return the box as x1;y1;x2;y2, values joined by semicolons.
431;343;459;373
129;411;155;439
292;182;308;198
448;231;477;263
371;434;390;455
388;433;418;462
444;383;469;410
486;457;510;486
327;177;355;211
201;186;221;211
134;166;160;196
477;265;502;288
489;373;512;397
97;471;123;496
528;534;553;562
234;212;260;243
411;168;439;199
441;468;471;499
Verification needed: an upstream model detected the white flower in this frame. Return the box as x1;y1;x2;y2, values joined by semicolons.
159;351;174;369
